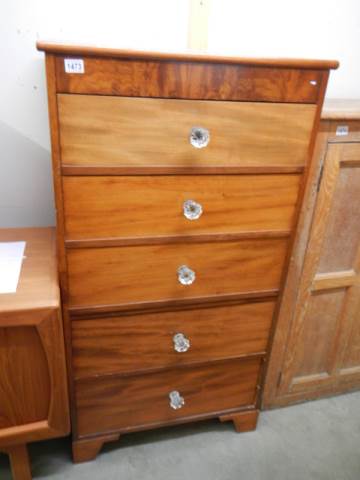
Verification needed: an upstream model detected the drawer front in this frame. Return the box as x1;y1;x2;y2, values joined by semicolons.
67;238;288;308
63;175;301;241
55;55;323;103
72;300;275;378
58;95;316;168
75;357;261;436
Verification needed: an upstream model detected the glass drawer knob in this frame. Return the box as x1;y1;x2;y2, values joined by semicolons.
183;199;203;220
173;333;190;353
177;265;195;285
189;126;210;148
169;390;185;410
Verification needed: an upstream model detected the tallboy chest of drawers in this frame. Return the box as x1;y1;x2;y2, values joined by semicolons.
37;41;337;462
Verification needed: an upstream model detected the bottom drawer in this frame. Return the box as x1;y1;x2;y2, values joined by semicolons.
75;357;261;436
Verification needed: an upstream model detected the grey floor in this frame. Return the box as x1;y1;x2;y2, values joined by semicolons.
1;391;359;480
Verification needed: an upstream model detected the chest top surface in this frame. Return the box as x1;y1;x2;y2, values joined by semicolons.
322;99;360;120
0;228;59;313
37;41;339;104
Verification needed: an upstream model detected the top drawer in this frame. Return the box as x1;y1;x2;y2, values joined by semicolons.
55;55;324;103
58;95;316;169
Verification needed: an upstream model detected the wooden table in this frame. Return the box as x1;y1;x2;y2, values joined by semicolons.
0;228;69;480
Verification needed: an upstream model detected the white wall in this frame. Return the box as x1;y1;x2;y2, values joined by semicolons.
1;0;359;227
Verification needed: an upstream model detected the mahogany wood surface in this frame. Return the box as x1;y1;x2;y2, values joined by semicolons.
38;43;336;458
62;174;300;241
61;165;305;176
37;41;339;69
0;327;50;429
0;229;69;448
65;231;291;250
0;228;58;312
220;409;259;433
72;434;120;463
4;444;32;480
0;228;70;479
68;290;279;318
75;357;261;437
72;300;275;378
66;238;288;308
44;53;79;442
58;95;316;168
54;56;325;103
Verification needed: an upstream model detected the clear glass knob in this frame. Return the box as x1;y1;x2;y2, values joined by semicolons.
177;265;195;285
189;126;210;148
169;390;185;410
183;199;203;220
173;333;190;353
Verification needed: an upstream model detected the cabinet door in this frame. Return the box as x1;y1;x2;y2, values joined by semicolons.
0;309;70;447
265;141;360;404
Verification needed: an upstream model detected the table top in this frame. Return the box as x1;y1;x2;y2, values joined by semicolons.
0;228;59;313
322;99;360;120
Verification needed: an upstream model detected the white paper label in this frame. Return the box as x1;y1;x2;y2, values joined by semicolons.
0;241;26;294
64;58;84;74
336;125;349;136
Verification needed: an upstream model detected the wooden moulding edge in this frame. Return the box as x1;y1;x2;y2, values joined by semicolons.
36;42;339;70
65;230;291;249
61;165;306;176
68;290;280;318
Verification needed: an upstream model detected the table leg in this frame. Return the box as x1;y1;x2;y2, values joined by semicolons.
7;445;32;480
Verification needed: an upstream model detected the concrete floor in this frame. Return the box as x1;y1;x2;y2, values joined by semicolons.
1;391;359;480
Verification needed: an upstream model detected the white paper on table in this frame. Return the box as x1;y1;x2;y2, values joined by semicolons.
0;241;26;294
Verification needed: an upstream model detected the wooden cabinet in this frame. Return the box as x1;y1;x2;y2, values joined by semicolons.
37;41;337;462
0;228;70;480
263;101;360;408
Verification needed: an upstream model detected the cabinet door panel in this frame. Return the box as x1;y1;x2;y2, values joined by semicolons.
317;165;360;273
0;310;70;447
0;327;50;428
266;141;360;403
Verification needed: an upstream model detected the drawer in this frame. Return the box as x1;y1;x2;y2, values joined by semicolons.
72;300;275;378
63;174;301;241
67;238;288;308
55;55;324;103
75;357;261;436
58;95;316;169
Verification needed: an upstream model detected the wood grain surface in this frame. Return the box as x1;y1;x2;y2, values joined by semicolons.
54;56;326;103
0;327;50;428
220;409;259;432
63;174;300;241
72;300;275;378
72;434;120;463
37;41;338;70
38;42;336;457
264;137;360;407
66;238;289;308
4;444;32;480
0;228;59;312
75;357;261;436
0;228;70;453
58;95;316;168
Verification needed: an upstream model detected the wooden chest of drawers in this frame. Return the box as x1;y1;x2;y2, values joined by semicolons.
37;41;337;462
